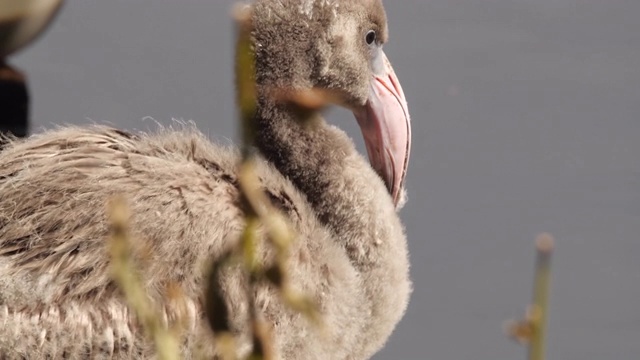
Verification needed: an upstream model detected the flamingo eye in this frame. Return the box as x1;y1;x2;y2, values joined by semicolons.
365;30;377;45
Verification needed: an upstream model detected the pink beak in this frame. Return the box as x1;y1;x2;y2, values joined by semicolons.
353;52;411;206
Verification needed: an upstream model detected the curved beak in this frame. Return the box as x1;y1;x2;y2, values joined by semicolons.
353;51;411;207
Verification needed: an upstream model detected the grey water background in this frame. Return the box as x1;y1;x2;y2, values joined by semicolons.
13;0;640;359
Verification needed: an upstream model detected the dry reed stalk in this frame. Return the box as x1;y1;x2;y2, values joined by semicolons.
107;196;181;360
204;4;323;360
505;233;555;360
101;3;327;359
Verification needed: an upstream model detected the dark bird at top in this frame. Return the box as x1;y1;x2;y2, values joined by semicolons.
0;0;413;359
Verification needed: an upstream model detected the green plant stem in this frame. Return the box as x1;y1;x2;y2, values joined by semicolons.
108;196;181;360
233;4;257;160
528;234;554;360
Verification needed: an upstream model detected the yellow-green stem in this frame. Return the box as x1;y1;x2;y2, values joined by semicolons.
528;234;554;360
108;197;181;360
233;4;257;159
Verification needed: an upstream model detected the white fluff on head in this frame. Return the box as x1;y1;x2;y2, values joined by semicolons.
297;0;339;19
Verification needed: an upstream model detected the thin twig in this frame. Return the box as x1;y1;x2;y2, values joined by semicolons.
204;4;324;359
107;196;181;360
528;234;554;360
505;233;554;360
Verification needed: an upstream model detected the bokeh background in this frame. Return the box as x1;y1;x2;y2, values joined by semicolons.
13;1;640;359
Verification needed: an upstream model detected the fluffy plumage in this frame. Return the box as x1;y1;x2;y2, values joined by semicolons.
0;0;411;359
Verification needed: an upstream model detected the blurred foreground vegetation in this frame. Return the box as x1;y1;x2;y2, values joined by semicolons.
1;2;554;360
